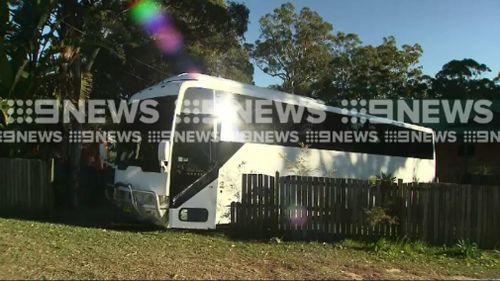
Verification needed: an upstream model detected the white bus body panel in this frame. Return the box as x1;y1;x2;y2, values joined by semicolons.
215;143;435;225
168;179;218;230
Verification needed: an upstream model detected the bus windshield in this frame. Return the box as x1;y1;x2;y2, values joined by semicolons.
116;95;178;172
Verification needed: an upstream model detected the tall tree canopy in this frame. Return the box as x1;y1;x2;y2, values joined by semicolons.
314;36;424;102
251;2;427;101
251;3;334;95
431;58;498;99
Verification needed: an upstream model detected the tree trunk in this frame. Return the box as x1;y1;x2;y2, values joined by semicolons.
68;57;82;209
60;0;83;209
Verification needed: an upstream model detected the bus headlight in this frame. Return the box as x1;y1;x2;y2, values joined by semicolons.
133;191;156;206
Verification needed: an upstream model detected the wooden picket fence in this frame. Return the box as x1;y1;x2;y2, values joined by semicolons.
0;158;54;217
230;172;500;248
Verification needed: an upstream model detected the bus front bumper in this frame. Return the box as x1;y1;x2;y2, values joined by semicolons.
105;183;168;226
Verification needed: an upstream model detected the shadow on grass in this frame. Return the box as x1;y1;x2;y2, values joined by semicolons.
0;201;233;242
0;201;164;233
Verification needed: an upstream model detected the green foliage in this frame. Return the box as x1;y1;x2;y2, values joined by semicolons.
437;59;491;80
251;2;428;99
369;237;485;262
365;207;398;228
251;3;334;95
91;0;254;100
372;238;393;254
366;173;401;228
80;72;93;100
317;36;425;101
2;0;254;102
175;0;253;82
456;239;482;259
378;172;397;184
0;0;58;98
369;172;397;187
432;58;499;99
370;238;432;258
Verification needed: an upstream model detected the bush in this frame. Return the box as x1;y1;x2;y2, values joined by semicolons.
456;239;481;259
365;207;398;227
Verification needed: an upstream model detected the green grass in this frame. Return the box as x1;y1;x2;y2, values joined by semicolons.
0;218;499;280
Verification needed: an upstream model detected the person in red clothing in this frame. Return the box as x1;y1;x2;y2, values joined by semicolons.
81;142;107;205
82;143;104;171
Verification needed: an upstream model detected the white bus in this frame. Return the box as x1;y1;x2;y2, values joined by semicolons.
109;73;436;229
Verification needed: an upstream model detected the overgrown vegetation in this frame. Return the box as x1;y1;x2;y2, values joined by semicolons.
365;207;398;227
365;173;401;228
455;239;482;259
365;237;493;264
0;218;499;280
369;172;397;187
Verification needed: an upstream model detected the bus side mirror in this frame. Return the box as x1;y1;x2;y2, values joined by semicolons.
99;143;107;160
158;140;170;163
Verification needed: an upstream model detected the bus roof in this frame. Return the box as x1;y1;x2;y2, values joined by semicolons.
130;73;434;134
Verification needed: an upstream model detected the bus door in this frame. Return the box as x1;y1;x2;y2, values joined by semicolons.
168;87;219;229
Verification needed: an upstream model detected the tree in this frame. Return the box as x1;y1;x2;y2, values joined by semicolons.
252;3;427;100
91;0;254;100
251;3;334;95
314;36;424;103
52;0;87;209
432;58;499;99
0;0;59;99
0;1;64;159
436;59;491;80
168;0;253;83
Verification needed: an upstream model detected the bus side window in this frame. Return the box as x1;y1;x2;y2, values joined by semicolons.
182;88;215;115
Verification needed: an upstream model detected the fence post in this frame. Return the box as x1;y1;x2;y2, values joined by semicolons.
230;202;235;236
398;179;406;238
48;158;55;217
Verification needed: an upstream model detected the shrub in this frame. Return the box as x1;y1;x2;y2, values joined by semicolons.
365;207;398;228
456;239;481;259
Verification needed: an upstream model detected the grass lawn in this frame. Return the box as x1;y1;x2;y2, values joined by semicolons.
0;217;499;280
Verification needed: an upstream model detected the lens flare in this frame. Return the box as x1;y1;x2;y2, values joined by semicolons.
156;26;183;54
130;0;159;25
287;205;308;227
187;67;201;74
130;0;183;55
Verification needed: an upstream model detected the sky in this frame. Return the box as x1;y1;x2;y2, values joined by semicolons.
238;0;500;87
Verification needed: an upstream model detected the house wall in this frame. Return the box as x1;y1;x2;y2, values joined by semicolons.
436;143;500;183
